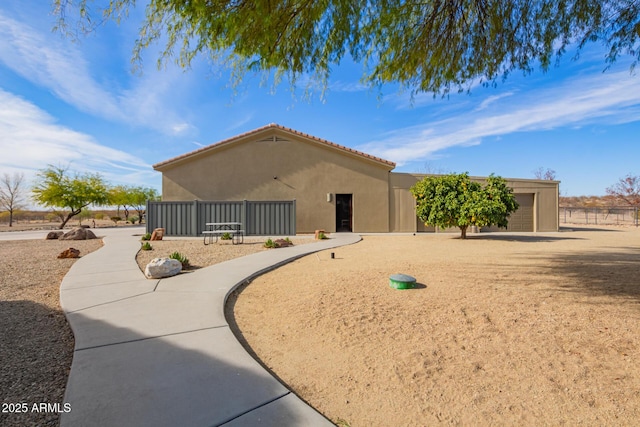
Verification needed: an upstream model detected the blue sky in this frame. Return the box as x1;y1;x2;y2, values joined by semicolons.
1;1;639;199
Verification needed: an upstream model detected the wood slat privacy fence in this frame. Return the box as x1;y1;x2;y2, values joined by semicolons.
145;200;296;236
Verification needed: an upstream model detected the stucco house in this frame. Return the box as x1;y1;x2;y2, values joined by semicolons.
153;124;559;234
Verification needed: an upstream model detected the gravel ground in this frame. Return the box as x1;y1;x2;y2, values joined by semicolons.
134;236;313;272
0;239;103;427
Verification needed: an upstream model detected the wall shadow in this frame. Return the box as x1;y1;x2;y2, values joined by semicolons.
560;226;625;232
467;234;584;243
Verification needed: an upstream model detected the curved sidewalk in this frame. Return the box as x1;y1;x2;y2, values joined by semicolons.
59;231;361;427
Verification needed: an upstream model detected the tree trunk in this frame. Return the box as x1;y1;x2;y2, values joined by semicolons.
59;209;81;229
460;225;468;239
9;210;13;227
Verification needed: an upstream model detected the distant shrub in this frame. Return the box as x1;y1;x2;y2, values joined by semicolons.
129;216;139;224
141;242;152;251
317;232;328;240
111;216;122;225
221;232;233;240
94;212;105;220
141;232;151;241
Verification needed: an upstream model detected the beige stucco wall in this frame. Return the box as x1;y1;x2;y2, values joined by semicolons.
158;130;392;233
389;173;559;232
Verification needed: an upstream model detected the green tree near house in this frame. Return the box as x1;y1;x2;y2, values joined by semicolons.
53;0;640;97
410;173;519;239
31;165;111;229
127;186;160;224
110;185;160;224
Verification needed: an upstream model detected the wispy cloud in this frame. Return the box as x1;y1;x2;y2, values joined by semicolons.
0;89;155;186
475;92;515;111
358;71;640;165
0;11;193;136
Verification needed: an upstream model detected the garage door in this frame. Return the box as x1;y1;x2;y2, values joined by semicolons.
506;193;534;231
482;193;534;232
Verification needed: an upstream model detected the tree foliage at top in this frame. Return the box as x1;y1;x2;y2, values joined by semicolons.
31;165;111;229
53;0;640;96
411;172;519;238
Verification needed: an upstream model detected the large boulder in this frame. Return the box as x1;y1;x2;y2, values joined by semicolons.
145;258;182;279
46;231;65;240
60;227;97;240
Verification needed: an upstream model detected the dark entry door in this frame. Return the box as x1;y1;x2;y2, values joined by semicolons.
336;194;353;232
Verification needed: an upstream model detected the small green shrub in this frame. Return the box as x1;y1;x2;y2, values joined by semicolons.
221;232;233;240
141;232;152;241
129;216;139;224
169;251;190;268
140;242;153;251
317;232;327;240
111;216;122;225
264;238;279;249
285;237;292;244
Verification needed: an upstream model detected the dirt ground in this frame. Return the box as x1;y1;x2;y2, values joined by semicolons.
227;226;640;426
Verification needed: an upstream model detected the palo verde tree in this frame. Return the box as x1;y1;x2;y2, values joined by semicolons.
31;165;111;229
110;185;160;224
127;186;160;224
411;173;519;239
0;172;26;227
53;1;640;96
606;173;640;206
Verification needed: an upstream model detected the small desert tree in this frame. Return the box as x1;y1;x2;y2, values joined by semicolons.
411;173;519;239
31;165;110;229
0;172;26;227
127;186;160;224
606;174;640;206
109;185;131;222
109;185;159;224
533;167;557;181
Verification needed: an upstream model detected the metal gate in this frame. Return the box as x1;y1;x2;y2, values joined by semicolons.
146;200;296;236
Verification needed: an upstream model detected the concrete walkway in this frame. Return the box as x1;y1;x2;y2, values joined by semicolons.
59;229;360;427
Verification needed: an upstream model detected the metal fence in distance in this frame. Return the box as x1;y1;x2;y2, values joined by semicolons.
146;200;296;236
559;206;639;227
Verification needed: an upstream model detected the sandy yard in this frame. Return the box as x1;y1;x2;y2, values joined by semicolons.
227;227;640;426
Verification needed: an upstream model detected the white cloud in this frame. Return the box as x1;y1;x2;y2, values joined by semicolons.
0;89;155;186
358;71;640;165
0;10;194;136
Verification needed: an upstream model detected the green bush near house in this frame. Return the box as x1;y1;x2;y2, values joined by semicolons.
169;251;190;268
140;242;152;251
264;238;278;249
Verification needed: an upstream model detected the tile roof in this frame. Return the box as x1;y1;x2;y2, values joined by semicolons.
152;123;396;170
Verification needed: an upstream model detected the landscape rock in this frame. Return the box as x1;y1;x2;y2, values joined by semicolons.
57;248;81;259
144;257;182;279
46;231;65;240
60;227;97;240
150;228;165;241
274;239;293;247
